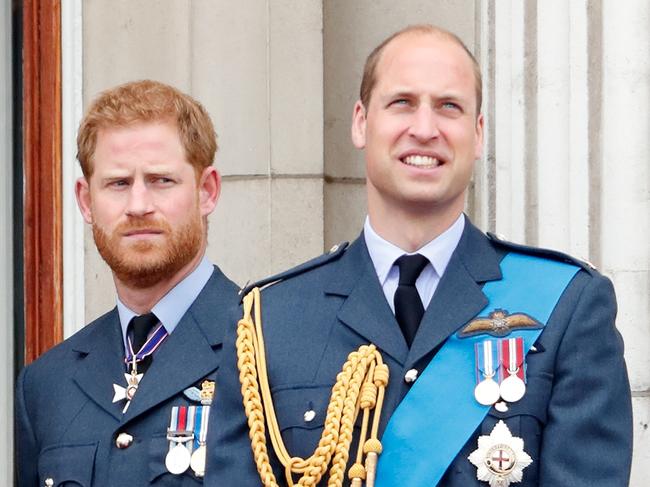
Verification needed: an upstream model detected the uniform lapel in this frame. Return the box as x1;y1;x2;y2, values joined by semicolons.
121;268;236;424
407;220;502;367
326;237;409;365
72;309;126;422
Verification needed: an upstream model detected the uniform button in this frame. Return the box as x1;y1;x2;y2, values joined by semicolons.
303;409;316;422
44;479;54;487
495;401;509;412
329;244;339;254
116;432;134;449
404;369;418;383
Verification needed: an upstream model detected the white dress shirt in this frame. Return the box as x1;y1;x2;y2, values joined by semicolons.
363;214;465;312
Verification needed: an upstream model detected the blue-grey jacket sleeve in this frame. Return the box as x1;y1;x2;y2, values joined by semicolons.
15;366;38;487
539;273;632;485
205;323;265;486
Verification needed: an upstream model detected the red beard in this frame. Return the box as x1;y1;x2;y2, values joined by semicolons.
93;214;203;288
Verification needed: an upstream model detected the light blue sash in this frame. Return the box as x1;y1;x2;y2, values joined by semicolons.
375;252;580;486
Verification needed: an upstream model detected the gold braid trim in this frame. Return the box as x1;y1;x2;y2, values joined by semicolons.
237;288;389;487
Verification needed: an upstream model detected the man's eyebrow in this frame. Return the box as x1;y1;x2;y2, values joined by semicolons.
99;170;131;180
436;91;468;102
379;89;469;102
381;89;416;99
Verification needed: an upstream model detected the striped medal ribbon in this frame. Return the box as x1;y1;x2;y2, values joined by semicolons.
165;406;195;475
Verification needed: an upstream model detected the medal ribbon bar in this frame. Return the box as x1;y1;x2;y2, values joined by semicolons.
125;323;169;364
499;337;525;382
192;405;210;450
475;340;498;382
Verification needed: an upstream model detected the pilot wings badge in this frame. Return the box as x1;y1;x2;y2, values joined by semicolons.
469;420;532;487
459;309;541;338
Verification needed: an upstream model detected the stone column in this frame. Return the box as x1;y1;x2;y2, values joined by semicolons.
601;1;650;483
480;1;650;483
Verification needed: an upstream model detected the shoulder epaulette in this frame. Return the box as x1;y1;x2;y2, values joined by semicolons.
486;232;598;273
239;241;350;298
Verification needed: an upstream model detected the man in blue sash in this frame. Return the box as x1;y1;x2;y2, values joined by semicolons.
15;80;240;486
207;25;632;486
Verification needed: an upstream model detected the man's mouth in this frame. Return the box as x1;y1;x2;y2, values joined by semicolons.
401;154;442;169
123;228;164;237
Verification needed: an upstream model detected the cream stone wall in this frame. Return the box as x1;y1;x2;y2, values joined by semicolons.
323;0;478;246
82;0;326;316
76;1;649;483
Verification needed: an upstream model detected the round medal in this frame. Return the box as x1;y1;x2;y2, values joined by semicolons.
165;444;191;475
500;374;526;403
126;384;138;400
484;443;517;475
190;445;207;477
474;377;500;406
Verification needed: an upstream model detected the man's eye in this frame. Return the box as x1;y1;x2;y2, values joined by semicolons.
109;180;128;188
442;102;461;111
153;177;174;184
390;99;410;106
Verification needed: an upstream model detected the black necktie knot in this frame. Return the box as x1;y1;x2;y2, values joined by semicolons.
128;312;159;353
396;254;429;286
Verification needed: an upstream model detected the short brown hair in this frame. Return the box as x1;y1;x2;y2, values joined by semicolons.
77;80;217;178
359;25;483;115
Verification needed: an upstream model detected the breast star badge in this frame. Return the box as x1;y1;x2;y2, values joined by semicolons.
468;420;532;487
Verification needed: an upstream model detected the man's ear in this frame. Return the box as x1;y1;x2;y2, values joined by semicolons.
75;177;94;224
474;113;485;160
198;166;221;216
351;100;368;149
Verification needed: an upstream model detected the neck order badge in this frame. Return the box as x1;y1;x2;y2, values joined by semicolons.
375;252;580;486
112;315;168;413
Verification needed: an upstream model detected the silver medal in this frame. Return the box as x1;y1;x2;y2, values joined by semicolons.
190;445;207;477
474;377;501;406
165;443;191;475
500;374;526;403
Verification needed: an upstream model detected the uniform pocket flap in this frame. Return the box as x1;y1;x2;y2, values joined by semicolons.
489;372;553;424
272;384;333;431
148;434;202;484
38;443;97;487
149;434;169;482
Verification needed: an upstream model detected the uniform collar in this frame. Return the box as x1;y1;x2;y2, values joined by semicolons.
116;254;214;349
363;213;465;285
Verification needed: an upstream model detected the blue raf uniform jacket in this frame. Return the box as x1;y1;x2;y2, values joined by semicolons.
15;266;240;487
206;219;632;486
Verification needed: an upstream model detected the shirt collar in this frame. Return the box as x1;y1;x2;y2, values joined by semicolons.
363;213;465;285
117;254;214;346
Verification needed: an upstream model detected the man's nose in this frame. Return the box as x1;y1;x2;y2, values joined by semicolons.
408;106;440;142
125;180;155;217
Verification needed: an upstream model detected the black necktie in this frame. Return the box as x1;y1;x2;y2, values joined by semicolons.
394;254;429;347
127;312;159;374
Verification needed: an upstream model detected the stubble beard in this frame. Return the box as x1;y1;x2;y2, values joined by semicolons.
93;214;203;289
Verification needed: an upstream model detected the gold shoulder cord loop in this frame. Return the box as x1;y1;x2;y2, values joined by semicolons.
237;288;389;487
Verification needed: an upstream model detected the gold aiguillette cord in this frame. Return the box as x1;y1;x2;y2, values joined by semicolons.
237;288;389;487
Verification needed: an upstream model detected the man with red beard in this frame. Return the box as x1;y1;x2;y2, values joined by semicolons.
15;80;239;486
